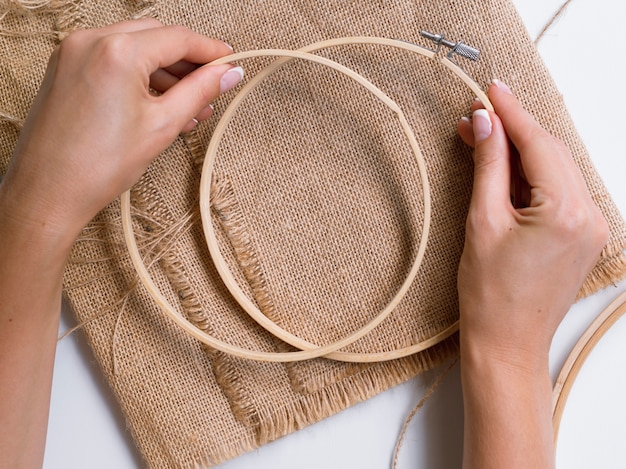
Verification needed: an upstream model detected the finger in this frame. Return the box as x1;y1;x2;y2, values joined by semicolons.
458;98;487;147
150;60;204;93
149;68;180;93
457;116;475;147
471;98;485;113
488;80;578;190
129;25;233;71
163;60;198;79
195;104;214;121
180;104;214;134
154;64;243;132
181;117;199;134
469;109;513;212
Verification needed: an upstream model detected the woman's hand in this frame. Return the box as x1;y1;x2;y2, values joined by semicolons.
457;79;608;367
0;20;242;469
0;18;242;245
457;80;609;469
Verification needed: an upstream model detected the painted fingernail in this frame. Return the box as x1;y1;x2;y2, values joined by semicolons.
472;109;492;143
191;117;199;125
460;116;471;124
492;78;513;95
220;66;244;94
224;42;234;51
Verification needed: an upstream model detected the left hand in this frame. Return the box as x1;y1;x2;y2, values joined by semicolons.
0;19;241;244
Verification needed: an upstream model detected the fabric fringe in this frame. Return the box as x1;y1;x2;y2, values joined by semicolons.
578;246;626;300
191;144;463;444
0;0;81;41
52;0;82;40
0;0;156;40
252;336;459;447
3;0;71;12
210;177;279;326
195;171;461;450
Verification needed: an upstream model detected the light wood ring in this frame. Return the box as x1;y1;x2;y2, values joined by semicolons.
202;47;431;360
552;289;626;442
122;37;493;362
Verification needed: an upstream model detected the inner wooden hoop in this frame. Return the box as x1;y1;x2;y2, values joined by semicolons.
121;37;494;362
203;48;431;359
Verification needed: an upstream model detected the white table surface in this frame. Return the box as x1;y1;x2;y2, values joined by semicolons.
43;1;626;467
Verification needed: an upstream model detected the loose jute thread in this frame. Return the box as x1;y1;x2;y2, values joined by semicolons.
0;111;23;129
121;36;494;363
535;0;574;45
392;358;458;468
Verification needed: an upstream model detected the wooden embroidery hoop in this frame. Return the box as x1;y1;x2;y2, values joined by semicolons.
552;289;626;443
121;36;494;363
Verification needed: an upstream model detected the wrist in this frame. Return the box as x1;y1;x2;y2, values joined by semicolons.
0;181;76;267
460;332;555;469
459;299;554;374
460;330;549;377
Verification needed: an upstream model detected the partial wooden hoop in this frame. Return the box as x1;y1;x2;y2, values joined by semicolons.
552;289;626;442
121;37;493;362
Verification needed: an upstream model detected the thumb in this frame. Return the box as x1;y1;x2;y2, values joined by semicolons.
469;109;512;212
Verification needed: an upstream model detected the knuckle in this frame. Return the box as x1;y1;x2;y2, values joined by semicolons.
57;28;90;56
165;24;191;40
473;151;500;172
550;199;608;251
552;204;589;235
95;33;135;68
194;81;216;105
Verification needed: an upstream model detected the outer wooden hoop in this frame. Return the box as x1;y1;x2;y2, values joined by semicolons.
552;289;626;442
121;37;493;362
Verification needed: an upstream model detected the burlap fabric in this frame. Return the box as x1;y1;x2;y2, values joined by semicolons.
1;1;625;467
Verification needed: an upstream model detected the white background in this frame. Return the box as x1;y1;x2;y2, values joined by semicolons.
43;1;626;468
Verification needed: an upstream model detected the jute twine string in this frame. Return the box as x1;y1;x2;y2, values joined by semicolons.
391;291;626;467
535;0;574;44
392;358;459;468
122;36;494;363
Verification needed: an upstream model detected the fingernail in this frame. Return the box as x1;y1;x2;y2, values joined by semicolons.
224;42;234;51
460;116;471;124
472;109;492;143
220;66;244;94
492;78;513;95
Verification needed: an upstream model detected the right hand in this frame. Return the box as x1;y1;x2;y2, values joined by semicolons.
456;80;609;368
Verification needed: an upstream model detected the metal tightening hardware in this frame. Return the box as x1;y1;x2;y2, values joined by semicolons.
420;31;480;62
